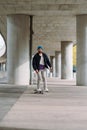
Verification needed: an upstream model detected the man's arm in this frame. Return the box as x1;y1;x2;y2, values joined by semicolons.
32;56;37;71
45;54;52;68
32;55;39;73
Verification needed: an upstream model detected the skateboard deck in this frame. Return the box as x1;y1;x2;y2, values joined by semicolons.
34;89;44;94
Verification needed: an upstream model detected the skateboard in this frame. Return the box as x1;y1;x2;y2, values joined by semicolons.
34;89;44;94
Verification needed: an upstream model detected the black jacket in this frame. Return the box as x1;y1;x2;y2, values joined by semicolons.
32;53;51;71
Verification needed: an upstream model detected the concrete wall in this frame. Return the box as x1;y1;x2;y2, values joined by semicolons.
33;16;76;55
0;15;76;56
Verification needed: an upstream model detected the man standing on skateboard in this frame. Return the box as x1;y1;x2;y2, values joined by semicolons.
32;46;52;93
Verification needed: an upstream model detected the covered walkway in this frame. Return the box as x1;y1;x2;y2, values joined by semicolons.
0;78;87;130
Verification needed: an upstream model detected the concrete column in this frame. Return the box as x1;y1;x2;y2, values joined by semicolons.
1;63;3;71
53;57;55;77
50;56;55;77
3;63;5;71
61;41;73;79
55;51;61;77
7;15;30;85
0;63;1;71
76;15;87;86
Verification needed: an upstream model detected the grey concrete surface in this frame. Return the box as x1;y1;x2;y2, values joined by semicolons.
55;51;61;77
7;15;30;85
0;78;87;130
77;15;87;86
61;41;73;79
0;85;27;122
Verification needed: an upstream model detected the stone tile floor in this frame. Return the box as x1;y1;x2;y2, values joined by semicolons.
0;78;87;130
0;85;27;122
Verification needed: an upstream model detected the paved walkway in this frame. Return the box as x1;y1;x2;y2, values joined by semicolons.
0;78;87;130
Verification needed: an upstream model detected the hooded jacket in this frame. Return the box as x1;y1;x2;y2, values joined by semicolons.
32;53;51;71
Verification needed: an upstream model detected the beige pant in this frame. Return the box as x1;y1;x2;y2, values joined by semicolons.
37;69;47;90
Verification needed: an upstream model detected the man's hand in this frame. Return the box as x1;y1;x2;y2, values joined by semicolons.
35;69;39;73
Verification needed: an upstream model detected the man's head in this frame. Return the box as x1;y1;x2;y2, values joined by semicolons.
37;46;43;53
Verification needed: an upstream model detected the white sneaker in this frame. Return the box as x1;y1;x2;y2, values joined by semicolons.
34;88;41;92
44;88;49;92
37;88;42;92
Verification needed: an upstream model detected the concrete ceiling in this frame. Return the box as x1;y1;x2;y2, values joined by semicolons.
0;0;87;16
